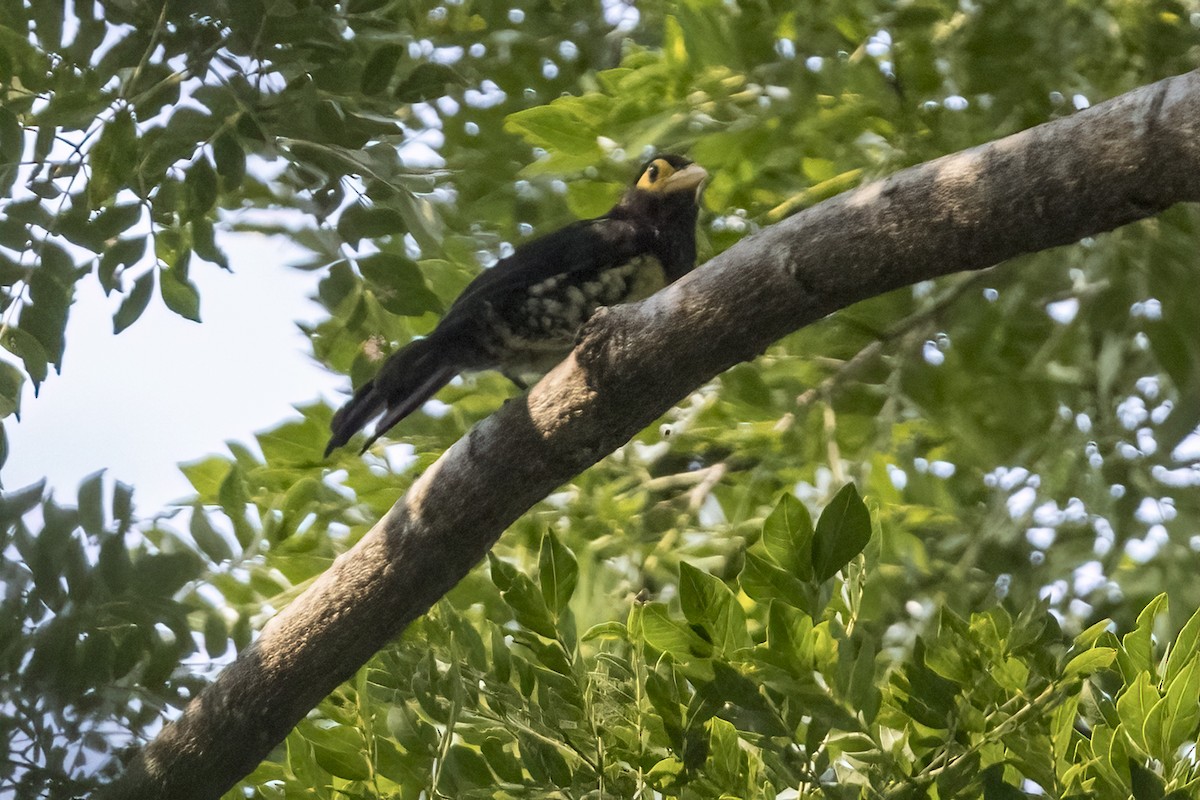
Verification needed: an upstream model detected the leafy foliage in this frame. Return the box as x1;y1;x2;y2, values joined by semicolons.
0;476;220;796
1;0;1199;797
231;494;1200;799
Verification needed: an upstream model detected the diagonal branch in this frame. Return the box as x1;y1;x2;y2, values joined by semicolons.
99;70;1200;800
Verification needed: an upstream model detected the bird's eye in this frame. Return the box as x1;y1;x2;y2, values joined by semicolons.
647;164;659;182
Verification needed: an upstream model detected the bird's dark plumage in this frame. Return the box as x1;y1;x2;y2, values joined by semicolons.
326;153;707;455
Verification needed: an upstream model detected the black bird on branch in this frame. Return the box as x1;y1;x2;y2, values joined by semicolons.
326;154;708;455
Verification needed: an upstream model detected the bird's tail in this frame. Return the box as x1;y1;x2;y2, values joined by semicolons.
325;335;459;456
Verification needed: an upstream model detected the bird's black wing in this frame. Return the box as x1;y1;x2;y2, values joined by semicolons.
445;215;652;316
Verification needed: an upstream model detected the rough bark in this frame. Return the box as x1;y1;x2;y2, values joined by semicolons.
100;71;1200;799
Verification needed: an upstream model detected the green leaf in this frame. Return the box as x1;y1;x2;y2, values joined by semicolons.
0;479;45;523
1166;605;1200;684
338;203;406;246
679;561;750;653
489;622;511;684
0;106;22;195
59;201;105;251
811;483;872;582
0;218;29;251
1157;654;1200;754
479;737;523;784
703;660;785;734
1074;618;1116;650
0;360;24;419
639;603;713;659
362;45;404;95
305;723;371;781
1051;690;1082;772
894;639;960;727
1129;759;1166;800
497;564;558;639
112;480;134;535
766;600;813;665
179;455;232;497
191;218;229;270
212;131;245;188
175;260;216;329
256;415;326;466
740;551;813;613
761;493;814;580
395;62;463;103
3;197;48;227
1063;647;1116;678
488;552;517;591
204;612;228;658
565;180;622;219
77;470;105;536
444;743;495;788
131;549;202;598
706;716;741;788
1122;593;1168;679
0;26;48;87
89;108;139;205
1117;671;1159;753
982;764;1028;799
847;634;881;723
1161;790;1195;800
504;95;610;158
99;236;148;294
644;666;685;748
98;532;132;593
113;270;154;333
2;325;47;387
184;156;218;218
646;757;685;792
20;243;77;368
1146;318;1197;396
190;506;233;564
538;529;578;616
316;101;349;145
517;728;573;786
358;252;443;316
580;621;628;642
937;750;981;798
159;263;202;322
218;466;256;548
92;203;143;241
393;191;443;253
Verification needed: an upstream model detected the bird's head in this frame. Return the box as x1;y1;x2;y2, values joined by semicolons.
616;153;707;221
634;153;707;200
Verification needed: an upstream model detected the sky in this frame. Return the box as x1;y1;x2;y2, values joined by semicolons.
3;234;343;512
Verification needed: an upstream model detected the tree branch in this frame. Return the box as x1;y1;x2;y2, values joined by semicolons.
99;70;1200;800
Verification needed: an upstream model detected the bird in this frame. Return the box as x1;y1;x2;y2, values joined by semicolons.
325;153;708;455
